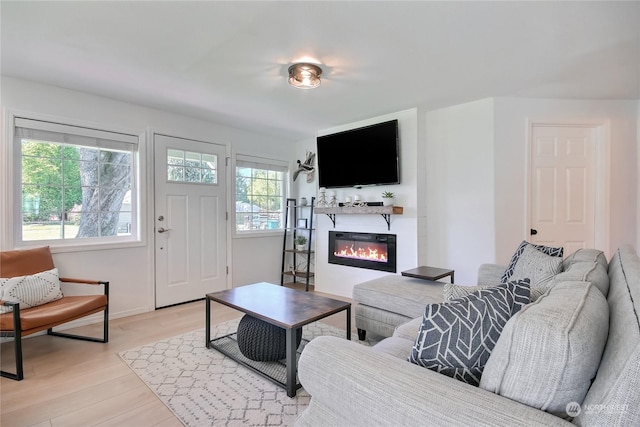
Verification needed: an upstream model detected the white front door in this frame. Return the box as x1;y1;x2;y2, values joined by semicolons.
154;134;227;308
529;124;596;254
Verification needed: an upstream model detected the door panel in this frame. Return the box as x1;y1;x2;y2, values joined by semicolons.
154;134;227;308
530;125;596;252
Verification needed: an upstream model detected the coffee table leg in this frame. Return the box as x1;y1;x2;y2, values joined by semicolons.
346;306;351;340
286;327;296;397
205;297;211;348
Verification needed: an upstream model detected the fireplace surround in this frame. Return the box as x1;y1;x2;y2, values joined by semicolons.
328;231;397;273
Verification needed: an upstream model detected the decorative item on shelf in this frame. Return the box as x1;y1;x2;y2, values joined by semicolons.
316;188;328;207
354;200;368;207
299;197;308;206
294;235;308;251
382;191;395;206
328;190;338;207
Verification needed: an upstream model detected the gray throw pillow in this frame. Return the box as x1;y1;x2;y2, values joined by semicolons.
444;246;562;303
409;279;531;386
501;240;564;284
508;244;563;297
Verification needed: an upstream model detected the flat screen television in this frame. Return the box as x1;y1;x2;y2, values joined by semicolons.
316;119;400;188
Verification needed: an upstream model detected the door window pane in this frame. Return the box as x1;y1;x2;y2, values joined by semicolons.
167;149;218;184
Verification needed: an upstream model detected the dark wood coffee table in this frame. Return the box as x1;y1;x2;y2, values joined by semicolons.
205;282;351;397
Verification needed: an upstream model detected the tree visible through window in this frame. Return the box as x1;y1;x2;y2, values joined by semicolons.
235;156;288;232
16;118;137;242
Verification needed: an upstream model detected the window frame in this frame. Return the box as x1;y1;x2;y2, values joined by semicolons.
5;111;145;252
233;153;289;237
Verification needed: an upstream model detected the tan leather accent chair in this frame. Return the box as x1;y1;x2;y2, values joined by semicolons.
0;246;109;380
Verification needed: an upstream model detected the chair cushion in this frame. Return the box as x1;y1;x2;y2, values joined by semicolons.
479;281;608;417
0;268;63;314
408;279;530;386
501;241;563;284
0;295;108;334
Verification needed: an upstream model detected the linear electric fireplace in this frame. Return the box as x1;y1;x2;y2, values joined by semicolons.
328;231;397;273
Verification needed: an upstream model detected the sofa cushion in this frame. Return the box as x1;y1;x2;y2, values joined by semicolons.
576;246;640;426
373;336;415;359
353;275;444;320
393;316;422;341
552;260;609;297
479;281;608;417
0;267;64;314
502;241;563;284
408;279;530;386
562;248;607;271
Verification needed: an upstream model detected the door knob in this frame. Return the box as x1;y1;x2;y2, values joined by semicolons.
157;227;171;233
530;228;538;235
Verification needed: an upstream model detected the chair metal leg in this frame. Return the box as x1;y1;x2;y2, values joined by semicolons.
47;281;109;343
1;281;109;380
0;302;24;381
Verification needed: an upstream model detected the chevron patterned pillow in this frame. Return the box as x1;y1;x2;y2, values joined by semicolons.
409;279;531;386
0;268;63;313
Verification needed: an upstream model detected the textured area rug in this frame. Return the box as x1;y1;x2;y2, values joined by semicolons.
119;319;370;426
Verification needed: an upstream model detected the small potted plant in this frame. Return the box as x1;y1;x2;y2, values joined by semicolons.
381;191;395;206
294;235;308;251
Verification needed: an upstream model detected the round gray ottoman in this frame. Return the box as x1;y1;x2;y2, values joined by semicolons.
236;314;303;361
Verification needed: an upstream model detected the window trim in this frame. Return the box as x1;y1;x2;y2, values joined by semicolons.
233;153;289;237
4;110;146;252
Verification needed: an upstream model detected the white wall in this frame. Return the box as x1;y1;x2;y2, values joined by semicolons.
493;98;638;261
1;76;296;323
424;97;638;286
294;109;419;298
424;99;496;285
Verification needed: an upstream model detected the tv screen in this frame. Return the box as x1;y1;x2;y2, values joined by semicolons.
316;119;400;188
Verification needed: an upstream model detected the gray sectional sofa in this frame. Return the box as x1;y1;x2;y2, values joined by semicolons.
296;246;640;426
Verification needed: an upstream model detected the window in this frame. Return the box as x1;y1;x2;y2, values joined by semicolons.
14;117;139;243
167;149;218;184
235;155;288;232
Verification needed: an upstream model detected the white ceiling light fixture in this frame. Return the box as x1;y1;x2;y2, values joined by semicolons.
288;63;322;89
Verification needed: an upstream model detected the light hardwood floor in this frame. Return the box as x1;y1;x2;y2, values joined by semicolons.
0;284;353;427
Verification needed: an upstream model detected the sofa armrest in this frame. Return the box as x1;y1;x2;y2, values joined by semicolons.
477;264;506;286
298;336;571;427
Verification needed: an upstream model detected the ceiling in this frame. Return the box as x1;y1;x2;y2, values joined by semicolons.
2;1;639;140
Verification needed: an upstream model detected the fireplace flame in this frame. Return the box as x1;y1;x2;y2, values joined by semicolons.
334;244;388;263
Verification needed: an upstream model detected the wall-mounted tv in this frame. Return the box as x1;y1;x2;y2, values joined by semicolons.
316;119;400;188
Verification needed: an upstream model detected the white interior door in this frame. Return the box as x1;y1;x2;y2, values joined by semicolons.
529;124;596;254
154;134;227;308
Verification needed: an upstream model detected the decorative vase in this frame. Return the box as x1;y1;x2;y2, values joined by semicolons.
382;197;394;206
297;244;307;252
